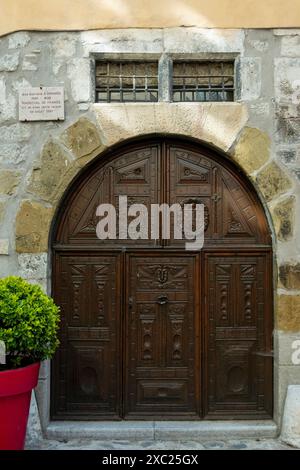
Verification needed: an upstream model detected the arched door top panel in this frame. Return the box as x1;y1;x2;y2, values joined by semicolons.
53;138;272;247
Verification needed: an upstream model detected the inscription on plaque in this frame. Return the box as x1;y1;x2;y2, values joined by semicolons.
19;87;64;121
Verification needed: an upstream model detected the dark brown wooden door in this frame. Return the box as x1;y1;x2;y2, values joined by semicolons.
124;254;200;418
51;137;273;420
52;253;121;419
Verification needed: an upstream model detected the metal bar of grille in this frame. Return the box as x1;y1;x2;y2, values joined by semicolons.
172;60;234;102
95;60;159;103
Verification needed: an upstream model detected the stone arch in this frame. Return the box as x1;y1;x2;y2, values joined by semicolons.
16;104;293;257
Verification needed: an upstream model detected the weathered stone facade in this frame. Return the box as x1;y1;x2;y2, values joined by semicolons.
0;27;300;440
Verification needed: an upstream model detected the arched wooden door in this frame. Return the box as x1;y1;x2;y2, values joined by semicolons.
51;137;273;420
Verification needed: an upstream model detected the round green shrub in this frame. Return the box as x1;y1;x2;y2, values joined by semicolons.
0;276;60;369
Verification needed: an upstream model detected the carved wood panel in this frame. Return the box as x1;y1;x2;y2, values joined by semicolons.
124;254;200;418
204;252;273;418
56;144;160;246
54;139;271;248
51;253;121;419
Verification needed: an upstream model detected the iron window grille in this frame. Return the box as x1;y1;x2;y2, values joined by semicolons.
95;61;159;103
172;61;234;102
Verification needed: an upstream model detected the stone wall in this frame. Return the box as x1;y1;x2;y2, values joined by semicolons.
0;28;299;430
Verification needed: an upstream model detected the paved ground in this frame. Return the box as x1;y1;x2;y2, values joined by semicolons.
26;438;295;450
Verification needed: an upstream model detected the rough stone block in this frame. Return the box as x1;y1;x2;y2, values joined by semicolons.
274;58;300;104
0;93;17;122
22;53;39;71
274;29;300;36
277;295;300;332
281;36;300;57
278;147;297;164
163;28;244;53
272;196;295;241
276;116;300;144
28;140;73;203
232;127;270;174
281;385;300;448
0;239;9;255
60;117;104;159
12;78;32;93
249;102;270;116
240;57;261;101
0;170;21;195
81;29;163;55
247;39;269;52
8;32;30;49
18;253;48;279
280;263;300;289
51;34;77;58
0;52;20;71
16;201;53;253
67;59;91;102
256;162;292;202
0;123;31;142
0;143;28;165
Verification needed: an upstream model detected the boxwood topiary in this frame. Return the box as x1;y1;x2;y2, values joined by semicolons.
0;276;60;369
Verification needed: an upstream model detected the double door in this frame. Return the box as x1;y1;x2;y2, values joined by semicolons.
51;138;273;420
52;250;272;420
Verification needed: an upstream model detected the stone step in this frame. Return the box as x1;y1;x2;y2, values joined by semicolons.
46;420;278;441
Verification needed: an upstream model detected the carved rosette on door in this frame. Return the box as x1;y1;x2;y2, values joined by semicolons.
52;138;273;420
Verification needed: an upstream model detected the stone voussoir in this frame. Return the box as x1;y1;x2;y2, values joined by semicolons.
256;162;292;202
271;195;295;241
27;139;74;203
93;102;248;153
60;117;105;160
232;127;270;174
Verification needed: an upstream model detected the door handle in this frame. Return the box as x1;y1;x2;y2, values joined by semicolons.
156;295;169;305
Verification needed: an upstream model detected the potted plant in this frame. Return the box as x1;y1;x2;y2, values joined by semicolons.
0;276;60;450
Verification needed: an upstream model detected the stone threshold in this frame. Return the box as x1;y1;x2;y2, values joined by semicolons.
46;420;278;441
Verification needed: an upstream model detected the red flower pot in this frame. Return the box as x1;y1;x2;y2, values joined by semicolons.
0;362;40;450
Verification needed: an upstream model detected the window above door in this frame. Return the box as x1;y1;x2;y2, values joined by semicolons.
94;55;235;103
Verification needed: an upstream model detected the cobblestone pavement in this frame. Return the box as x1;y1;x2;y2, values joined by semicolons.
26;438;295;450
